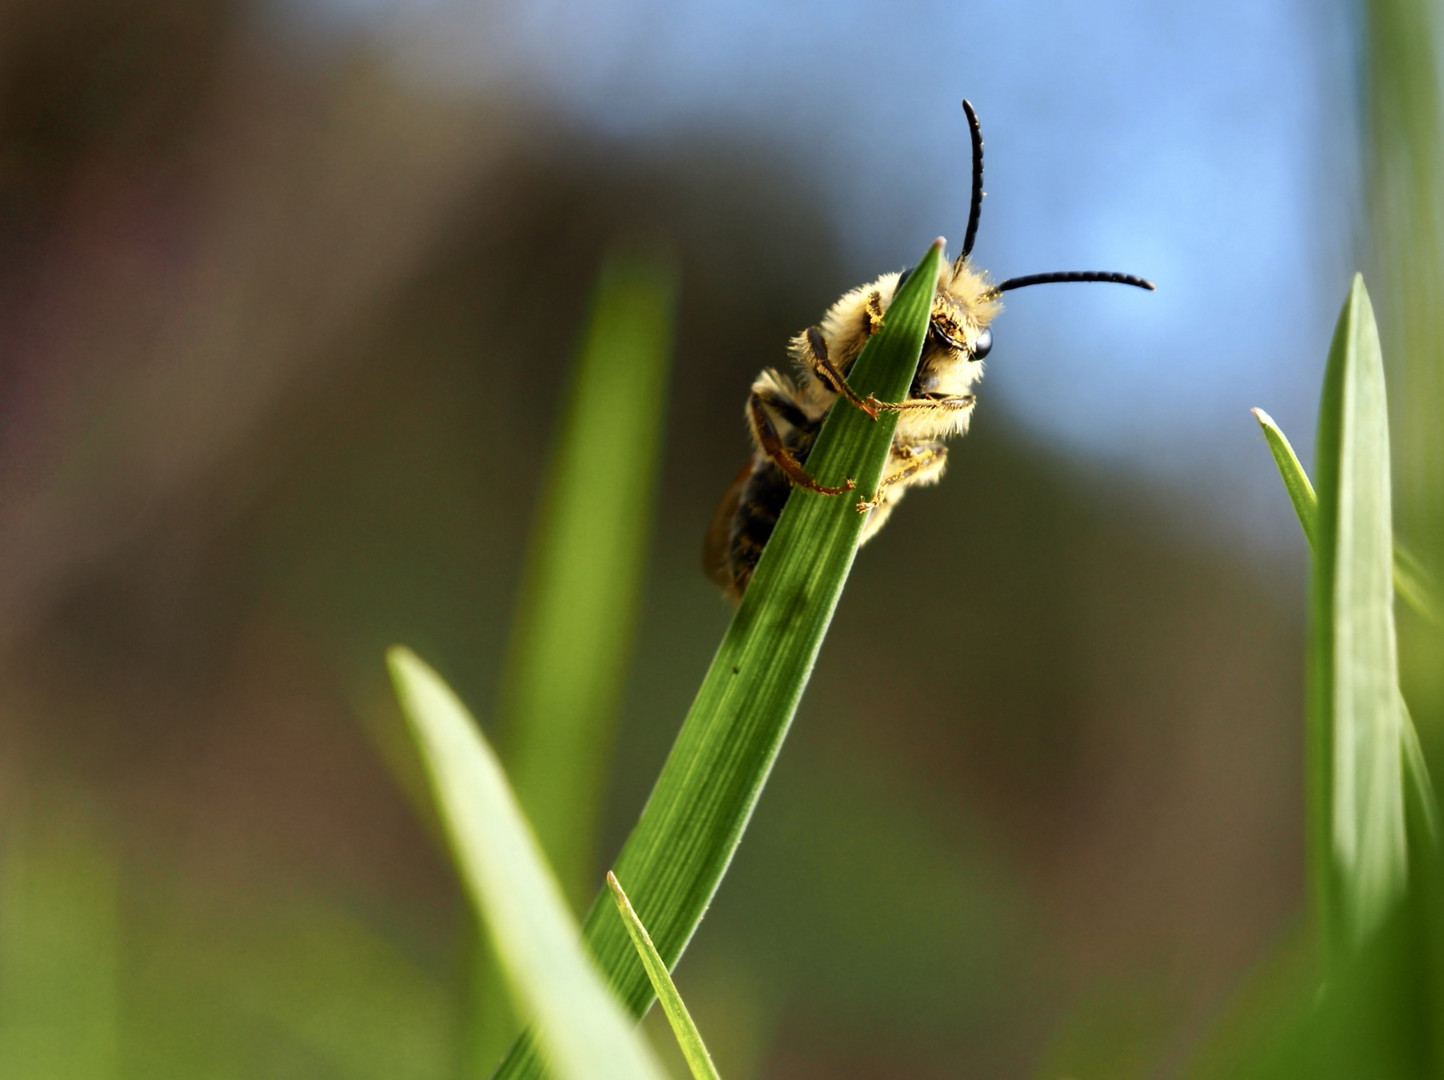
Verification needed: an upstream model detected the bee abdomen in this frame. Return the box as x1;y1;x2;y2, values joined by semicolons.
726;464;790;592
726;425;817;595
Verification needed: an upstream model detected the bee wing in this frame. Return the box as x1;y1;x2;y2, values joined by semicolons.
702;461;755;592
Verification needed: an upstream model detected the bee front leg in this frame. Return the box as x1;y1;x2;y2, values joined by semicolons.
748;390;855;496
802;327;881;420
866;393;976;418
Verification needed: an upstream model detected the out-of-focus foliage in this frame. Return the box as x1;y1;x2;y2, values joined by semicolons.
1368;0;1444;749
1306;277;1412;952
467;247;676;1071
0;807;119;1080
502;248;677;908
1178;2;1444;1074
389;649;668;1080
0;801;454;1080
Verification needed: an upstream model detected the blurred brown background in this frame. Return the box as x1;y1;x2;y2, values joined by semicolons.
0;1;1365;1077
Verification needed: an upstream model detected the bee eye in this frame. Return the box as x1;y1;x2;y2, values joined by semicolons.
972;327;992;359
896;267;913;290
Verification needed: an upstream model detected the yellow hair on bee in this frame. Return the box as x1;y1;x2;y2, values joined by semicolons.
785;258;1002;445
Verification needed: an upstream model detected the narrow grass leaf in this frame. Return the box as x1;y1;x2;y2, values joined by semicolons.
1399;695;1439;841
607;872;721;1080
475;250;674;1071
387;647;668;1080
1252;407;1440;625
1309;274;1409;952
1366;0;1444;671
1252;403;1438;836
1391;544;1443;626
1252;408;1318;546
503;248;677;905
493;239;945;1079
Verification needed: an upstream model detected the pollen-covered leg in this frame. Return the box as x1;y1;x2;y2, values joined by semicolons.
802;327;880;419
856;441;947;514
863;290;885;335
748;388;855;496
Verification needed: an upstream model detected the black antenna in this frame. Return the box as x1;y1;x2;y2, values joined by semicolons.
959;100;985;260
992;270;1155;295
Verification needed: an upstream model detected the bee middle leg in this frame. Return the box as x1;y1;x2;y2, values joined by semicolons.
748;389;855;496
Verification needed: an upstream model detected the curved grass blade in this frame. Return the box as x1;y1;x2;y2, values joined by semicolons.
1252;398;1438;875
1252;407;1441;625
493;239;946;1079
1390;544;1443;627
1309;275;1409;954
1398;694;1439;842
1252;408;1319;546
607;872;721;1080
387;648;668;1080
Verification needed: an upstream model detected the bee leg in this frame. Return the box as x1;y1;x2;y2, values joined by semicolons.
865;393;976;418
857;442;947;513
862;290;886;336
803;327;880;420
748;390;855;496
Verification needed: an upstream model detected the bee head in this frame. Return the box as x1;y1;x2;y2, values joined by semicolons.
933;261;1001;360
917;100;1154;364
894;258;999;362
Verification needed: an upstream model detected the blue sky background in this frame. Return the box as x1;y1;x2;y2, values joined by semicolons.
271;0;1360;563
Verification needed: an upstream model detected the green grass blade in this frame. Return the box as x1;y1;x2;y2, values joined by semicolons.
1251;408;1318;547
0;808;119;1079
493;239;946;1079
1398;693;1439;841
1367;0;1444;650
1309;274;1410;953
607;872;721;1080
1252;407;1441;626
1390;543;1443;626
387;647;669;1080
503;248;678;906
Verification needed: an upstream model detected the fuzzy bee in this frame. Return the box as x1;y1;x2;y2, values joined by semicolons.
703;101;1154;599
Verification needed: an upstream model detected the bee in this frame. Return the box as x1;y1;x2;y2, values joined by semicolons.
704;100;1154;599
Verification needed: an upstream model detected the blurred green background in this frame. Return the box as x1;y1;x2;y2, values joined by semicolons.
0;0;1439;1077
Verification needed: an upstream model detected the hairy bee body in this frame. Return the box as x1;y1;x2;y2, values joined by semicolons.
705;101;1152;600
705;262;1001;598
